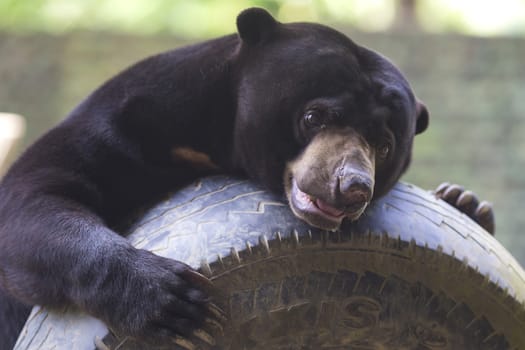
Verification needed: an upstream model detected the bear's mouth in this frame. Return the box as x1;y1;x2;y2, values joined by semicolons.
287;178;369;231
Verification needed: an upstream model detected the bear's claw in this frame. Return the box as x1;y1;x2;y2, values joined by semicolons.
434;182;495;235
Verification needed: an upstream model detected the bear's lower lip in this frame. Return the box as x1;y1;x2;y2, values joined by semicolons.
288;179;367;230
313;198;345;218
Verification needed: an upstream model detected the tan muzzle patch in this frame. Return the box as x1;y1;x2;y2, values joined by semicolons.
284;128;375;230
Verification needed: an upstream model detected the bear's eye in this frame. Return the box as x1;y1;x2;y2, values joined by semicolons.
304;110;324;128
377;143;391;159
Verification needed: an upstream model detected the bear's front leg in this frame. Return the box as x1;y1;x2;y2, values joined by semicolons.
0;191;224;348
434;182;495;235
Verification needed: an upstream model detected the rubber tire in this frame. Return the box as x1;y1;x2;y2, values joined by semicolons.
14;176;525;350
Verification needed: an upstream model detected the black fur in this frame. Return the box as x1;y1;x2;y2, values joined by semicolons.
0;8;428;348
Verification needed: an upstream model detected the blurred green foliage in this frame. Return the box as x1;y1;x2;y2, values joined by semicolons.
1;0;525;37
0;0;344;37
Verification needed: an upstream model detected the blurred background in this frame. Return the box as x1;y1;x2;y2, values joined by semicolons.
0;0;524;264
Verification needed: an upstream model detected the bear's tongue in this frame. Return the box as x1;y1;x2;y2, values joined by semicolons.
314;198;344;217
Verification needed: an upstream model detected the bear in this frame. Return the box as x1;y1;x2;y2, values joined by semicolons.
0;7;494;349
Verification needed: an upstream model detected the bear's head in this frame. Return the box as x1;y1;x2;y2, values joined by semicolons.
232;8;429;231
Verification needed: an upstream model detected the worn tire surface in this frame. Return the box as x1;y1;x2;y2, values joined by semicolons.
14;176;525;350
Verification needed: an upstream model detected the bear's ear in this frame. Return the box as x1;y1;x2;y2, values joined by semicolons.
415;100;429;134
237;8;278;45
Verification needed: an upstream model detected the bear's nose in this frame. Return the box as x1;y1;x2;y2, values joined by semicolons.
338;173;373;210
